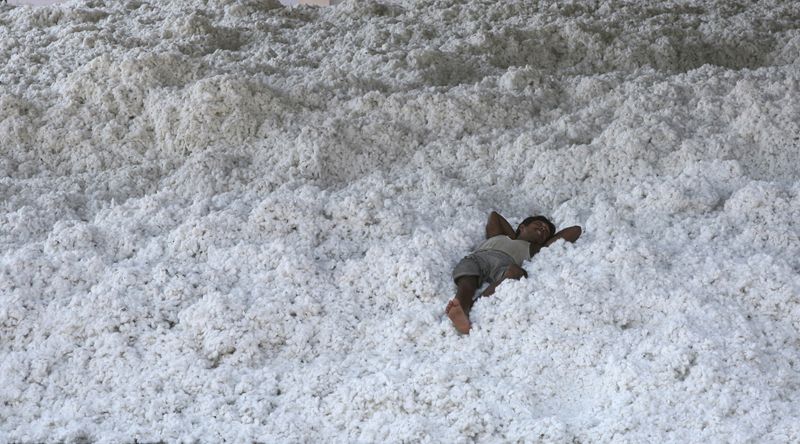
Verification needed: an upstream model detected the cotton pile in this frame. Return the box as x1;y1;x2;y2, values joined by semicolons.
1;0;799;441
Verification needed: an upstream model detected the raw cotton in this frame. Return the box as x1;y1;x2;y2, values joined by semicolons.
1;0;799;442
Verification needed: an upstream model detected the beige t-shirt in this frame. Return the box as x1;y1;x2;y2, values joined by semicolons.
476;235;531;265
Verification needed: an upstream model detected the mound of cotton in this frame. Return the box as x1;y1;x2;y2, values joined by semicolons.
1;0;799;441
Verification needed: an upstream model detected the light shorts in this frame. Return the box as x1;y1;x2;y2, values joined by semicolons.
452;249;515;285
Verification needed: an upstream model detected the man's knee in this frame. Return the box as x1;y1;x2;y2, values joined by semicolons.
504;264;527;280
455;275;479;289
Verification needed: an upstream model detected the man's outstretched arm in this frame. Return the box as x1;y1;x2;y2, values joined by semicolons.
485;211;516;239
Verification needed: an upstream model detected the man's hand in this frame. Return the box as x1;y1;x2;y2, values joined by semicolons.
485;211;516;239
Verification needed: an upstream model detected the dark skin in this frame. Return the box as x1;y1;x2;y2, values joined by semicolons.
446;211;582;334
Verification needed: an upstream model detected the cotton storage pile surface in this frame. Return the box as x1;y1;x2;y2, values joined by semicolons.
1;0;799;441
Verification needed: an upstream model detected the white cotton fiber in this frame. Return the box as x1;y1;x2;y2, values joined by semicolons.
1;0;800;442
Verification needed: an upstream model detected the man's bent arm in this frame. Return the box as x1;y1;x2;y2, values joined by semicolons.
485;211;516;239
530;225;582;256
545;226;582;246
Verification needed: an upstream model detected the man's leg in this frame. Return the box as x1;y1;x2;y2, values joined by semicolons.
446;275;478;334
481;264;527;297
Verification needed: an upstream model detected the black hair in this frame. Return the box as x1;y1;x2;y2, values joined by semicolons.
516;216;556;239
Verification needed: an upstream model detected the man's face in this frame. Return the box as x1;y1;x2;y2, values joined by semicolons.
518;220;551;244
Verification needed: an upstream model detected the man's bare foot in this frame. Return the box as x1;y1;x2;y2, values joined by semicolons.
445;298;470;334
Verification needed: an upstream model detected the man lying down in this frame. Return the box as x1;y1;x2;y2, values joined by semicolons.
445;211;582;334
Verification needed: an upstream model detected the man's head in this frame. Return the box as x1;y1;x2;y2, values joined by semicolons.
516;216;555;245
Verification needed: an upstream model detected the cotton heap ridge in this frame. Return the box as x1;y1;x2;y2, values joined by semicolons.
1;0;799;442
